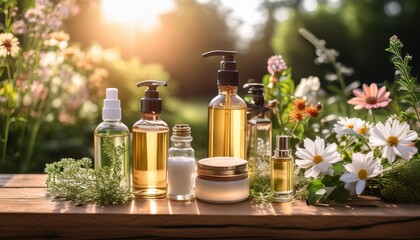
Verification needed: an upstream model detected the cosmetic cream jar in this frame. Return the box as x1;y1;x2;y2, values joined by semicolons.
195;157;249;203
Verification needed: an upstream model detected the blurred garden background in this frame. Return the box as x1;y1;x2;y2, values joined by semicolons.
1;0;419;173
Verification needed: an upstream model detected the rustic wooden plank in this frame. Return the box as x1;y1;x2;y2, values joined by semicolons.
0;188;48;199
0;174;46;188
1;191;420;218
1;174;420;239
0;214;419;239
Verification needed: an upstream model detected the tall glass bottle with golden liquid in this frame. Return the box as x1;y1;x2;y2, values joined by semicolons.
271;135;294;202
203;50;246;158
132;80;169;198
243;83;272;178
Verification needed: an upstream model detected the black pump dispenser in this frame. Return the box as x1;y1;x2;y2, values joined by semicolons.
136;80;167;114
243;83;265;109
202;50;238;86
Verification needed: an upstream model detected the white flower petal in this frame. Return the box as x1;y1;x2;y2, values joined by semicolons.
356;180;366;195
295;159;314;169
314;137;325;155
296;148;314;161
340;173;358;183
303;138;316;154
344;163;356;173
304;166;320;178
395;144;418;160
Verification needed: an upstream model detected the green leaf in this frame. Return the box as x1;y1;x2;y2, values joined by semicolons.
306;179;324;205
333;162;345;176
321;175;340;187
331;184;350;203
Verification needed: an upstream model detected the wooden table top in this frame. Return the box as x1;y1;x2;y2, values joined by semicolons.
1;174;419;239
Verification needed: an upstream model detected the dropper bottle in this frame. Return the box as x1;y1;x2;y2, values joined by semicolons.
132;80;169;199
94;88;130;188
203;50;247;159
271;135;294;202
243;83;272;179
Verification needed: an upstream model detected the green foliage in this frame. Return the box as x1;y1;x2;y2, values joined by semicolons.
44;138;131;205
386;35;420;127
262;68;295;135
305;174;349;205
249;175;274;206
374;158;420;203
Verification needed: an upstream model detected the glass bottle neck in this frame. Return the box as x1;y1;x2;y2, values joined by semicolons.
142;113;161;121
171;141;192;148
218;85;238;95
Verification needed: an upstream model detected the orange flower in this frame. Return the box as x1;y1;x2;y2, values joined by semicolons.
306;107;319;118
293;98;307;111
290;108;308;122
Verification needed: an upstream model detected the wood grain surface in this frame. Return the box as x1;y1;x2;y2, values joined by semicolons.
0;174;419;239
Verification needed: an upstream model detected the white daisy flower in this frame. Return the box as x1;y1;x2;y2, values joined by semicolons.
0;33;20;58
369;119;418;163
333;117;370;135
295;137;342;178
340;152;382;195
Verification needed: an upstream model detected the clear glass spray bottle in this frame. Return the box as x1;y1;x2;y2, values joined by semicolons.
94;88;130;188
271;135;294;202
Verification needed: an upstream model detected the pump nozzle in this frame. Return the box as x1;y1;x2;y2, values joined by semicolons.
136;80;167;114
102;88;122;121
243;83;265;110
202;50;238;86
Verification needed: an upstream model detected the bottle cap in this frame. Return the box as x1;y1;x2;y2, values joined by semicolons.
172;124;191;137
243;83;267;113
202;50;239;86
197;157;248;180
275;135;292;157
137;80;167;114
102;88;121;121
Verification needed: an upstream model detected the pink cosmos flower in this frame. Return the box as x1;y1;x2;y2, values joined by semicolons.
347;83;391;110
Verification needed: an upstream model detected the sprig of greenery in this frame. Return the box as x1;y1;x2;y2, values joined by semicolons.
386;35;420;127
367;158;420;203
249;175;274;205
45;139;131;205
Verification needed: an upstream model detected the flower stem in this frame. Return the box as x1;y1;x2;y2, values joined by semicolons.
290;121;299;136
369;109;377;123
1;62;14;163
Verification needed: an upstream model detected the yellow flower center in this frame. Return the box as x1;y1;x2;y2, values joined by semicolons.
312;155;323;164
346;123;354;129
357;169;368;180
357;125;367;135
387;136;399;147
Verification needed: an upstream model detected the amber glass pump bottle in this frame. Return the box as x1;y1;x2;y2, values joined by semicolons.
202;50;247;159
132;80;169;199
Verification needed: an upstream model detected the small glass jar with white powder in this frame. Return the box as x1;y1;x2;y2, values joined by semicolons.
167;124;196;201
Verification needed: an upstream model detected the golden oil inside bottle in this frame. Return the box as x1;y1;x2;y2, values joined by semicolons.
270;156;294;202
132;128;169;198
208;107;246;158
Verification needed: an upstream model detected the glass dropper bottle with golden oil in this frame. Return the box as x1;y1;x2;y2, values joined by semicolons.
271;135;294;202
